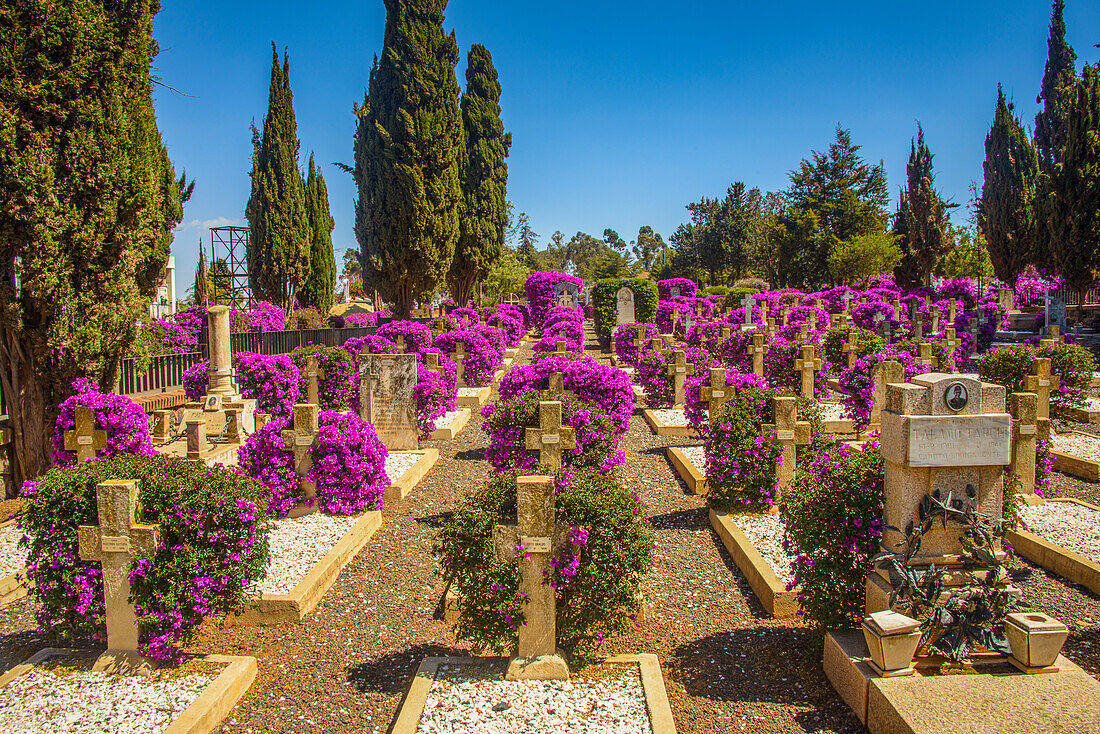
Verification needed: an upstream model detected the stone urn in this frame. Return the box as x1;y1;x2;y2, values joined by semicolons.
1005;612;1068;669
862;610;922;676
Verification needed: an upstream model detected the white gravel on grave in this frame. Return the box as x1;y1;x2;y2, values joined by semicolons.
1072;396;1100;412
731;514;796;585
0;667;217;734
820;403;852;421
416;664;652;734
651;408;690;427
457;387;484;398
620;366;636;376
386;452;423;483
435;410;464;430
680;446;707;473
1051;432;1100;461
1019;502;1100;563
258;513;361;595
0;524;27;578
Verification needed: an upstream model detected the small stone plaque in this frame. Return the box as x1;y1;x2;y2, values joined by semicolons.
77;435;93;446
906;415;1011;467
296;435;314;446
101;535;130;553
776;430;795;441
1019;425;1037;436
204;395;222;412
712;390;725;398
521;536;552;553
542;434;560;445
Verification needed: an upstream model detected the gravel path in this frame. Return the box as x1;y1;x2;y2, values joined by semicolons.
0;666;217;733
417;661;650;734
0;525;26;578
1020;501;1100;562
257;514;363;595
731;514;795;585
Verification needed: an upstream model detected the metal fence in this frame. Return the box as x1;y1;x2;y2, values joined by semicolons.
1049;288;1100;307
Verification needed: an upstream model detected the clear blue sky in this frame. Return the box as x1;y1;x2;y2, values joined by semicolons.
153;1;1100;288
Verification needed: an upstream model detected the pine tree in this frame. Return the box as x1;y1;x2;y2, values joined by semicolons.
355;0;464;316
299;154;336;315
193;244;210;305
246;44;310;310
902;125;956;285
449;44;511;308
0;0;185;483
515;213;540;270
1047;65;1100;310
979;87;1039;290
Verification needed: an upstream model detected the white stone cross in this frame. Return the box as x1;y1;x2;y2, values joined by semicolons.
699;367;733;418
524;401;576;473
280;404;320;507
666;349;696;406
740;295;755;331
64;405;107;463
795;345;822;399
764;397;810;504
78;480;161;674
930;305;941;334
1024;357;1061;421
303;355;327;406
841;291;854;313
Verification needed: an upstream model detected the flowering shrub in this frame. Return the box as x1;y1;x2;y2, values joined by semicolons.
434;329;501;386
287;307;327;330
635;344;715;408
975;342;1096;407
495;303;529;330
376;320;433;352
683;369;765;438
448;307;479;326
51;379;155;465
418;347;459;399
292;344;357;412
415;362;457;437
763;338;829;399
657;278;697;300
532;320;585;356
472;324;508;361
238;410;389;517
937;278;979;309
232;301;287;333
343;312;381;327
182;351;301;420
1015;268;1065;309
172;306;206;345
780;441;885;630
497;356;633;434
525;272;584;325
592;278;659;342
822;325;884;369
838;347;931;429
133;318;198;356
343;334;398;359
486;311;524;346
612;323;661;367
481;391;625;474
434;468;653;658
818;286;856;313
20;455;271;663
850;299;896;332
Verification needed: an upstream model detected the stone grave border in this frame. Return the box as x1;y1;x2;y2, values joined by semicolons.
230;510;382;625
0;516;30;608
1005;497;1100;596
709;509;801;618
632;384;647;404
1049;430;1100;482
1053;403;1100;423
0;647;257;734
456;386;491;408
389;654;677;734
385;448;440;503
824;630;1100;730
428;408;471;441
642;409;694;438
666;446;706;495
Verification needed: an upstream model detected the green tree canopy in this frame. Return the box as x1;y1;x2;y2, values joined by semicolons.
900;124;956;285
827;232;902;285
631;226;665;273
0;0;185;483
299;154;336;314
246;44;310;310
355;0;464;316
192;244;210;305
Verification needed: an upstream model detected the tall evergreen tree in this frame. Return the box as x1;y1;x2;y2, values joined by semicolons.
891;193;921;288
193;244;210;304
902;125;956;285
246;44;310;310
979;87;1039;290
514;213;540;270
1035;0;1078;172
631;226;665;272
449;44;511;308
299;154;336;314
1047;65;1100;309
0;0;185;483
355;0;464;316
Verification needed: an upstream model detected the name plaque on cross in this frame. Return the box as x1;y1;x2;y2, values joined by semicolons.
900;415;1012;467
776;430;795;441
101;536;131;553
542;434;560;445
522;536;552;553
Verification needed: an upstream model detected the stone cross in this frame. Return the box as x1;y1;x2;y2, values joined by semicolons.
546;371;576;402
943;328;960;370
491;475;570;680
869;360;904;429
1009;392;1039;498
699;367;733;419
649;336;666;356
740;295;755;331
64;405;107;463
947;299;958;323
303;355;326;406
764;396;810;502
930;305;941;334
918;342;939;369
280;404;320;506
781;306;791;328
720;325;732;340
524;401;576;473
394;335;407;354
841;336;857;369
666;350;696;405
452;343;467;387
841;291;855;313
78;480;161;674
967;318;981;359
670;308;681;334
891;299;902;321
1049;324;1063;343
424;351;441;375
798;321;810;344
632;325;649;353
909;301;924;340
552;340;570;358
795;345;822;399
1024;358;1060;421
751;333;766;378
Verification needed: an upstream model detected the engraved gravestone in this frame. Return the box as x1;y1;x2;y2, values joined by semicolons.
669;285;682;298
359;353;418;451
1045;296;1066;333
553;281;579;309
616;286;636;326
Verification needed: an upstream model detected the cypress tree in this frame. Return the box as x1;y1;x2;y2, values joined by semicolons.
449;44;511;308
1035;0;1078;172
1047;65;1100;310
902;125;956;286
354;0;464;317
193;244;210;305
891;192;921;289
979;87;1039;290
246;44;310;310
0;0;185;483
299;154;336;315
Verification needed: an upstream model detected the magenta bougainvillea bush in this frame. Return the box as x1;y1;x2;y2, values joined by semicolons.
613;323;661;367
657;278;697;300
525;272;584;325
230;301;287;333
182;351;301;420
51;379;155;465
1014;269;1065;309
495;302;529;329
451;307;481;327
343;334;399;359
434;329;501;386
343;312;382;327
838;346;932;428
533;319;585;356
292;345;357;413
487;311;524;346
376;320;433;352
415;363;457;437
683;369;766;438
497;355;633;435
238;410;389;517
635;344;716;408
762;338;829;399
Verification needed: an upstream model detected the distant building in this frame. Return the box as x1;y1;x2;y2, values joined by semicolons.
148;255;176;319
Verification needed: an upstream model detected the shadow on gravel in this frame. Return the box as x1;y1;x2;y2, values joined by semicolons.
648;507;706;530
346;643;468;694
415;510;454;529
1064;626;1100;676
454;447;486;462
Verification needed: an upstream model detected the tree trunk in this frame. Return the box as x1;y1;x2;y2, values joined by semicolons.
0;328;52;495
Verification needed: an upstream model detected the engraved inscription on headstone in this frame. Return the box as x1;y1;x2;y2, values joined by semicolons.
905;415;1012;467
616;286;636;326
359;353;418;451
553;281;579;309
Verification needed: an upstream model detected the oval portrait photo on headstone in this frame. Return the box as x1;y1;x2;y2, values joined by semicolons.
944;381;969;412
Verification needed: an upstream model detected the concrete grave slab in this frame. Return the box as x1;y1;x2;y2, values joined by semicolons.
428;408;471;441
709;509;800;618
384;449;440;504
1006;498;1100;597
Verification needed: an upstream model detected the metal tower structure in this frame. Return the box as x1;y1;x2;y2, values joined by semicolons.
208;225;252;308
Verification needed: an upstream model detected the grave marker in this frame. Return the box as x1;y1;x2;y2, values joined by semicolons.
64;405;107;463
740;294;755;331
303;355;326;406
452;343;467;387
666;349;696;405
795;345;821;399
1009;392;1039;498
280;404;320;507
700;367;733;418
1023;358;1060;421
360;353;418;450
553;281;579;309
918;342;939;369
764;396;810;502
943;328;960;370
616;286;636;326
524;401;576;472
751;333;766;378
869;360;904;429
